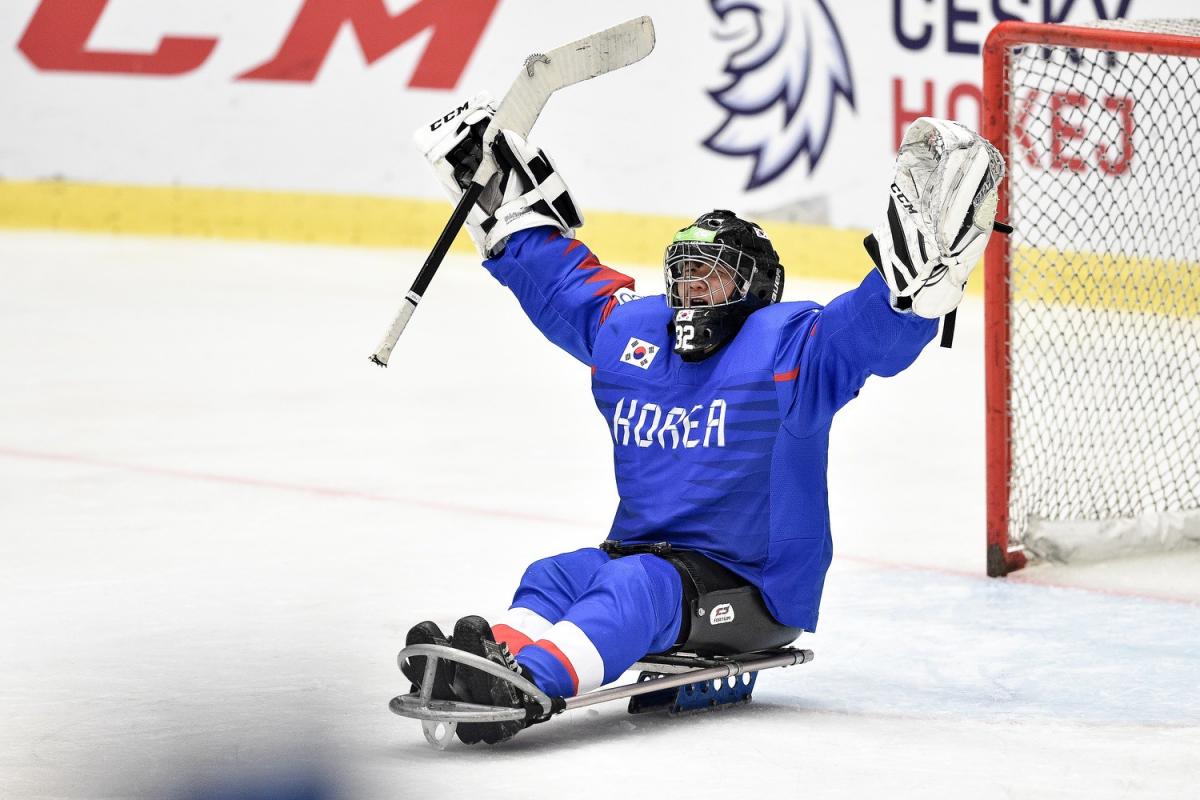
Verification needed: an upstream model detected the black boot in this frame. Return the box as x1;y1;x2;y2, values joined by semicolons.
451;615;532;745
400;621;457;700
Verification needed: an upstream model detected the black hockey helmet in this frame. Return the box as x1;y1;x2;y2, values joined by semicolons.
664;209;785;361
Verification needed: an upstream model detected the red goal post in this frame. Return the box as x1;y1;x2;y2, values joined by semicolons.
982;20;1200;577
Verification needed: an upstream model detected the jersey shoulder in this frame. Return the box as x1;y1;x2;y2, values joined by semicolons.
603;291;671;330
739;299;823;339
591;292;672;372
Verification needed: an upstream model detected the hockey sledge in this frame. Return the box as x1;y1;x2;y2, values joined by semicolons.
389;643;814;748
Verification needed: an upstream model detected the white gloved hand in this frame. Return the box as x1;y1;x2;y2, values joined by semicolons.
866;117;1005;318
413;94;582;257
413;92;498;255
483;129;583;256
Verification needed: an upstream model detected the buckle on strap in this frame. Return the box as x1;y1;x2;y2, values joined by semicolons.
599;539;674;557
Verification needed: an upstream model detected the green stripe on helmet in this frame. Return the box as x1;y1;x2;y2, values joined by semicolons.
672;225;718;244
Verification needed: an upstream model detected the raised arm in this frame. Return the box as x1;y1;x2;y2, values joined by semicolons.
778;117;1005;435
415;94;633;364
775;272;937;436
484;228;633;364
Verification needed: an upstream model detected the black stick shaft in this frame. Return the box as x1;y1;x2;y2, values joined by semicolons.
369;181;485;367
413;181;484;296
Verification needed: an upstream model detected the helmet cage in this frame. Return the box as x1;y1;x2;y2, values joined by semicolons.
664;242;757;309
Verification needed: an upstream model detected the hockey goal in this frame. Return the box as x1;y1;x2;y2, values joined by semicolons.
983;20;1200;576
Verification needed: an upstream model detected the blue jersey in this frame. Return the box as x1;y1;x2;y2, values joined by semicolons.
485;227;937;631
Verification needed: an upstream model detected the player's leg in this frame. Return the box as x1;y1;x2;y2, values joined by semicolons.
445;550;798;744
490;546;611;654
513;553;684;697
447;546;615;745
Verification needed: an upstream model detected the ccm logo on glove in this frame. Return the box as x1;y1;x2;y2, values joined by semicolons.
429;101;471;131
890;183;917;214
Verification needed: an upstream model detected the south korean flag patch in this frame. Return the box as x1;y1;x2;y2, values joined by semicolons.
620;337;660;370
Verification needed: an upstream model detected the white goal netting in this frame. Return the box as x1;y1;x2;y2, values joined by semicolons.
999;19;1200;563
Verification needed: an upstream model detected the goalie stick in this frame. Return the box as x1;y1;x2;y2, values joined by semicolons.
369;15;657;367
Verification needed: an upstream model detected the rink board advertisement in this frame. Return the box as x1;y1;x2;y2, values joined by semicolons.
0;0;1192;270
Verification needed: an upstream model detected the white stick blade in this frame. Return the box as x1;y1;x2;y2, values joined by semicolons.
542;15;656;89
475;16;656;182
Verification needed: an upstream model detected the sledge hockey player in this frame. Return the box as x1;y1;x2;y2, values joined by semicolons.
401;95;1004;744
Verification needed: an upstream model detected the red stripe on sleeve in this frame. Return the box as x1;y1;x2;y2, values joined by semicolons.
491;624;534;655
598;295;620;325
577;252;635;298
532;639;579;694
774;366;800;382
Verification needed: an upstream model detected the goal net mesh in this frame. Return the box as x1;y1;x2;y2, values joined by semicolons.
1000;19;1200;562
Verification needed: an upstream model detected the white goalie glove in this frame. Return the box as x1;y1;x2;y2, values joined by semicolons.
865;117;1006;319
413;93;583;257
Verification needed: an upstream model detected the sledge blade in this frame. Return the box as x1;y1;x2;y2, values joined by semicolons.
391;645;813;747
390;692;528;723
628;670;758;715
564;647;813;712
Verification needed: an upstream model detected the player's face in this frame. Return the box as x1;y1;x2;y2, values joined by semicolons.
676;260;739;307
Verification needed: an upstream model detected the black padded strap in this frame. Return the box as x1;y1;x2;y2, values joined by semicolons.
600;541;793;652
940;308;957;348
600;540;691;595
600;540;744;600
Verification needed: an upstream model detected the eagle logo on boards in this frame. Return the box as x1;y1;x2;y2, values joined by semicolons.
705;0;856;189
621;337;660;370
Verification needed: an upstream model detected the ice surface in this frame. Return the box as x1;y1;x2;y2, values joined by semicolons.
1;232;1197;799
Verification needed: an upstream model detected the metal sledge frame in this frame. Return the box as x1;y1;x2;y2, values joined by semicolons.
390;643;814;747
627;651;787;714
